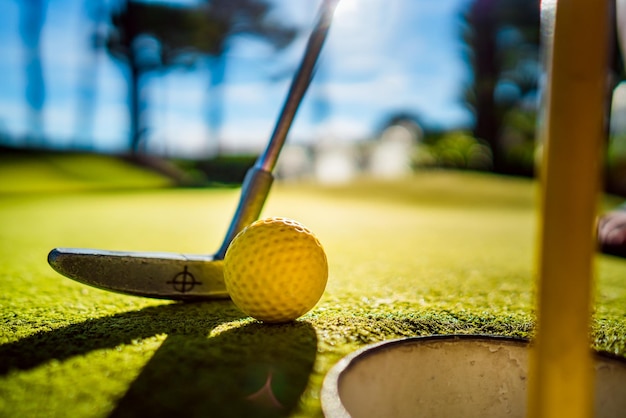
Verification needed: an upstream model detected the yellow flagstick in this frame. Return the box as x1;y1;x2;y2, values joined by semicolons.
529;0;611;417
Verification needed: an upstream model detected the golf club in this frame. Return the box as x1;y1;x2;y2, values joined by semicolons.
48;0;340;301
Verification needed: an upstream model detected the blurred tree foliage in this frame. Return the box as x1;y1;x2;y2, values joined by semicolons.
105;0;297;153
415;131;493;171
461;0;540;175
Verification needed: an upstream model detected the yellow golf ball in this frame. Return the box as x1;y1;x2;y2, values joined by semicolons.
224;217;328;323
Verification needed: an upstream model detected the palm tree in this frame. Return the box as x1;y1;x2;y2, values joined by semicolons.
461;0;540;174
105;0;296;154
106;1;207;153
18;0;46;146
197;0;297;154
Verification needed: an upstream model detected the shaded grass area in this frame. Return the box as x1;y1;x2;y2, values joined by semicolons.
0;151;173;193
1;155;626;417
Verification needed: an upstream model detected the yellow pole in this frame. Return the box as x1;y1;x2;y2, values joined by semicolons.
528;0;610;416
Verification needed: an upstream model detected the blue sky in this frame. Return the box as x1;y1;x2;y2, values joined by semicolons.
0;0;473;157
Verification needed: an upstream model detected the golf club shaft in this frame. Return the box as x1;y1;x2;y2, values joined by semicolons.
215;0;339;259
257;0;339;172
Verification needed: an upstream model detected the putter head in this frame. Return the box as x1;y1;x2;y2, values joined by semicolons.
48;248;229;301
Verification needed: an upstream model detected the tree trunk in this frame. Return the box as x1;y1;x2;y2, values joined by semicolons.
19;0;46;146
129;62;143;154
470;0;506;173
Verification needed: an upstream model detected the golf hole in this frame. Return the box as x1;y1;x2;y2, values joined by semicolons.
321;335;626;418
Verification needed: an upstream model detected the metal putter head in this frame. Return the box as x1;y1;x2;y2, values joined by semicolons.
48;249;228;300
48;0;340;301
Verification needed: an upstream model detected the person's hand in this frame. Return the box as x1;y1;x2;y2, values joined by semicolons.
598;210;626;256
598;210;626;245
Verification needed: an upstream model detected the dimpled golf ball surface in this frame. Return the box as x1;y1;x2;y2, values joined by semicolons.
224;217;328;323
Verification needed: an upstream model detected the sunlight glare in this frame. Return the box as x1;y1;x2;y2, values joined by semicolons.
334;0;359;19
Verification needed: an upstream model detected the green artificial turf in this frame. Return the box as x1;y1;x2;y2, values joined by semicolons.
2;154;626;417
0;152;172;193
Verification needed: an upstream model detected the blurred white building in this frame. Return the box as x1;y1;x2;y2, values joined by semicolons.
275;119;423;184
